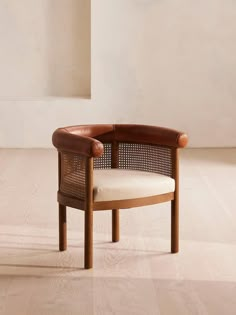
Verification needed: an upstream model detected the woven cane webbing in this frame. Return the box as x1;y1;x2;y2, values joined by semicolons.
94;143;112;169
60;152;87;200
118;143;172;177
60;142;172;201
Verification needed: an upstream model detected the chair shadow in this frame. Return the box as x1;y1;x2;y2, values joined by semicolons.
0;243;170;255
0;263;81;270
0;246;57;252
0;232;56;239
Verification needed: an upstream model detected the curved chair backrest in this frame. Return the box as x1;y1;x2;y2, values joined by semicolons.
54;124;187;148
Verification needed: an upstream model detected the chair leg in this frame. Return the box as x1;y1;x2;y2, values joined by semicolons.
112;209;120;242
171;199;179;253
59;204;67;251
84;208;93;269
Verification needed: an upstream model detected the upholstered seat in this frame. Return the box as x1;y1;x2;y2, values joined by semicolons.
93;169;175;202
52;124;188;268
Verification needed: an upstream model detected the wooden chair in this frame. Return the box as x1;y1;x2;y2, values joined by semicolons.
52;124;188;269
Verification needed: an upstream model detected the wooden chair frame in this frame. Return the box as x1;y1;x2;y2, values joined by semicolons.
53;124;188;269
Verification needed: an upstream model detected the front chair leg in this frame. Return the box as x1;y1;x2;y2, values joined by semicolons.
112;209;120;242
171;199;179;253
84;208;93;269
59;204;67;251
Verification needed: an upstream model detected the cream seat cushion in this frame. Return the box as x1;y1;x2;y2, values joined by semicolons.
93;169;175;202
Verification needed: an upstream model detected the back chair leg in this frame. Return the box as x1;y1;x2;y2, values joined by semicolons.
84;208;93;269
112;209;120;242
171;199;179;253
59;204;67;251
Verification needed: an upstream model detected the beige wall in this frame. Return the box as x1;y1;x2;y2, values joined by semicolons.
0;0;90;97
0;0;236;147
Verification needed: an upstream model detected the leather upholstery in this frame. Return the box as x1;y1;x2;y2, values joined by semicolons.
52;124;188;157
52;128;104;157
114;124;188;148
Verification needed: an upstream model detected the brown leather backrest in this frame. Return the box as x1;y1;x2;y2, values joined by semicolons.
114;124;188;148
52;124;188;157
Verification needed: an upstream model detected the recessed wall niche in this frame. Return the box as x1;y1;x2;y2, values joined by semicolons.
0;0;91;98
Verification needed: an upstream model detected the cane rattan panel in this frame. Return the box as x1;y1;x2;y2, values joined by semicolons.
94;143;112;169
60;152;87;200
118;143;173;177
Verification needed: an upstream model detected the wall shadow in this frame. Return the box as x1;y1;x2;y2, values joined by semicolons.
46;0;91;97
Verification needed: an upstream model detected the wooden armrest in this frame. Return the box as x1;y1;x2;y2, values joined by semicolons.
52;128;104;157
114;124;188;148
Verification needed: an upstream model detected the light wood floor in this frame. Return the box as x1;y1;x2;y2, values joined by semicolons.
0;149;236;315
